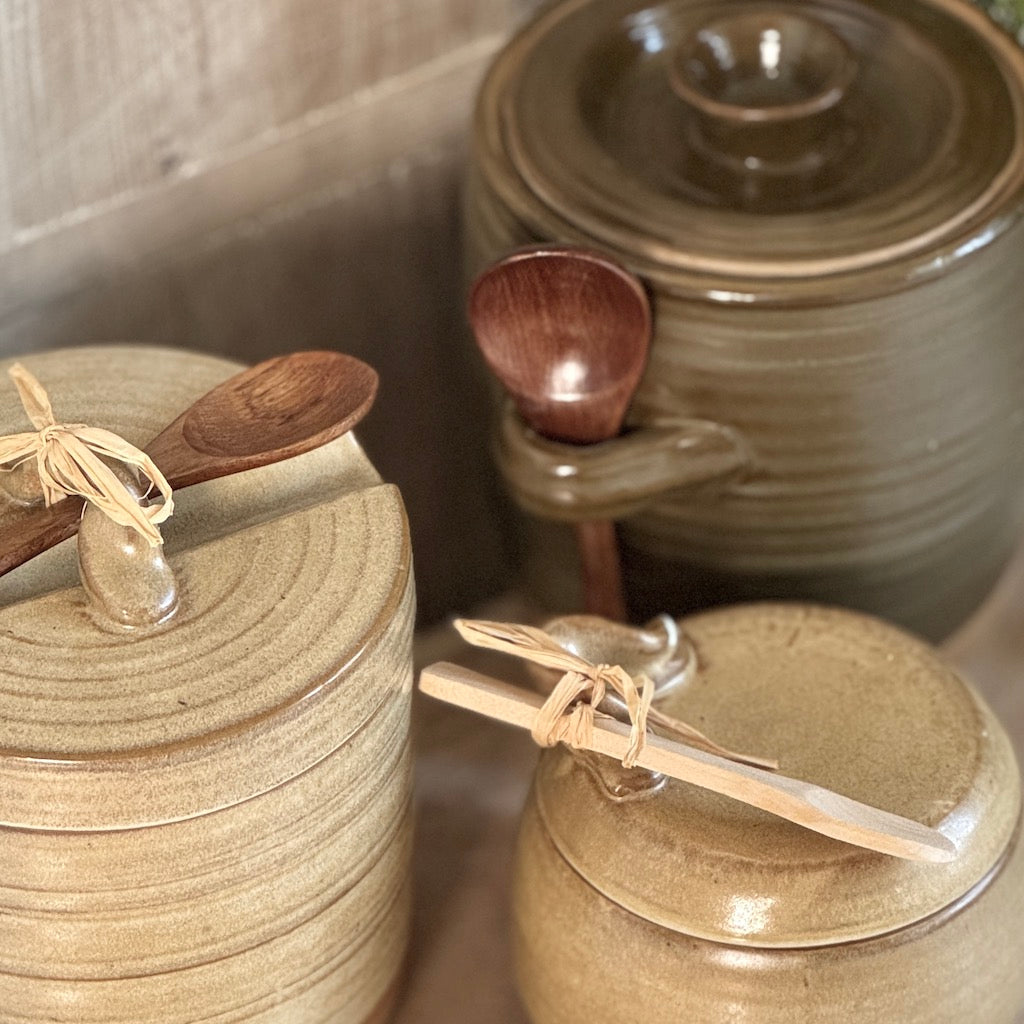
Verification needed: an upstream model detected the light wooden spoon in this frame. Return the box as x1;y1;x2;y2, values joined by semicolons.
469;245;651;621
419;661;958;864
0;350;378;577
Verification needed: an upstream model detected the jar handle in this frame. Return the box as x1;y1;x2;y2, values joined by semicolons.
496;400;751;522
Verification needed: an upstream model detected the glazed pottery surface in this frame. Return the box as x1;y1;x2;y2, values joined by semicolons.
0;346;413;1023
512;604;1024;1022
466;0;1024;639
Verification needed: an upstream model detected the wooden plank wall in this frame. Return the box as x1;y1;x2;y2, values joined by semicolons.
0;0;536;622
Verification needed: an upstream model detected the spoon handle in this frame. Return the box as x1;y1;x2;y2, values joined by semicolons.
419;660;958;864
576;520;627;621
0;499;84;578
0;351;378;579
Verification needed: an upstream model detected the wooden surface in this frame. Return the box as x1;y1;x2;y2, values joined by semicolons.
467;248;651;446
0;3;540;624
0;38;518;623
400;534;1024;1021
0;1;528;247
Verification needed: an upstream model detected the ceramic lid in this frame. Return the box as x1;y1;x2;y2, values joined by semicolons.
0;346;412;831
478;0;1024;301
533;603;1022;946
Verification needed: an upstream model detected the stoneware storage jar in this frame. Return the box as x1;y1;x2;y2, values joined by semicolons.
512;604;1024;1023
0;346;413;1023
466;0;1024;640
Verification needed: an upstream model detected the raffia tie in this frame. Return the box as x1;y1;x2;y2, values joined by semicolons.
454;618;776;771
0;363;173;545
535;659;652;767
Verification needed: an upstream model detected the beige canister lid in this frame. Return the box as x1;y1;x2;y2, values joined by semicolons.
476;0;1024;301
0;346;412;831
533;603;1021;946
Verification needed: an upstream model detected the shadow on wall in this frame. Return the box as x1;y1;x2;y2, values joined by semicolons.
0;152;517;625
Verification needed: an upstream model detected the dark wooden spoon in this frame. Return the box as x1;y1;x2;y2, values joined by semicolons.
469;245;651;621
0;350;378;577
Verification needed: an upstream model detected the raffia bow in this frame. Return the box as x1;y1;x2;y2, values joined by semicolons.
454;619;776;770
0;363;173;544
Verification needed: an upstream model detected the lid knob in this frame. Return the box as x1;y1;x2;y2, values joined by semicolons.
77;462;179;629
669;9;857;202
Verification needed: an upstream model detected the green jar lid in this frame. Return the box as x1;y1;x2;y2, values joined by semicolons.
477;0;1024;300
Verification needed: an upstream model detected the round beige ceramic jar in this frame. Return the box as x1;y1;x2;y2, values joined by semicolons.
513;604;1024;1023
0;346;413;1023
466;0;1024;640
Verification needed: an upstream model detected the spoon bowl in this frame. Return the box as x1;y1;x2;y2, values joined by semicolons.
150;351;378;487
469;246;651;444
0;350;378;576
469;246;652;620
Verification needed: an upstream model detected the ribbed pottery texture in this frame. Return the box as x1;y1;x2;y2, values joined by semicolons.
512;605;1024;1023
0;347;414;1024
465;0;1024;640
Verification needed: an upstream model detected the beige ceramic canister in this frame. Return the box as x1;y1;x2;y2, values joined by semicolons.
0;346;413;1023
466;0;1024;640
512;604;1024;1023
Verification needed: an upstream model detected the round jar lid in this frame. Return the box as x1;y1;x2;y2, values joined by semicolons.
533;604;1022;946
478;0;1024;300
0;346;411;830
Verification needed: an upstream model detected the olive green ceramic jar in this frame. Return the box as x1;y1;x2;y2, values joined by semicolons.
466;0;1024;640
0;347;413;1023
512;605;1024;1022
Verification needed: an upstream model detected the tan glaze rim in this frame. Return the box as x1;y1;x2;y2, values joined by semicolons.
534;723;1022;946
513;792;1024;1023
474;0;1024;304
537;802;1021;954
530;604;1023;946
0;510;411;767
